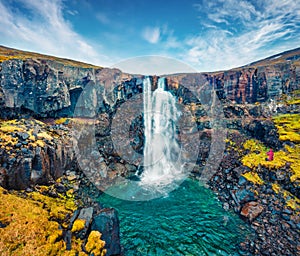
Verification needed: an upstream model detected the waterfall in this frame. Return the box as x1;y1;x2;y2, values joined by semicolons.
141;77;183;188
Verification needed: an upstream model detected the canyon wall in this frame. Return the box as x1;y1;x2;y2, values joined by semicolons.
0;48;299;119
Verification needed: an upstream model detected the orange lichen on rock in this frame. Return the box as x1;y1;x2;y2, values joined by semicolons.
85;231;107;256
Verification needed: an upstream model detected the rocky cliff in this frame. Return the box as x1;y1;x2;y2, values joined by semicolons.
0;46;141;119
0;45;299;119
0;45;299;191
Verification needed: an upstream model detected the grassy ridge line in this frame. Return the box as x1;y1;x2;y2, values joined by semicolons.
0;45;102;69
206;47;300;75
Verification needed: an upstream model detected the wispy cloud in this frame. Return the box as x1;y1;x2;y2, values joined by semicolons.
96;12;110;24
185;0;300;71
142;26;161;44
0;0;108;66
66;9;78;16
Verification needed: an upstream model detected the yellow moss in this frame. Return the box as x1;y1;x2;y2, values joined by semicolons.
0;46;102;69
0;119;55;150
271;183;300;211
287;98;300;105
55;118;69;125
71;219;86;233
0;125;24;133
273;114;300;143
66;189;74;198
0;186;62;256
85;231;106;256
243;139;266;152
36;139;45;147
242;139;300;183
29;191;76;221
272;183;280;194
286;198;300;211
0;186;104;256
279;132;300;143
37;132;53;141
242;172;264;185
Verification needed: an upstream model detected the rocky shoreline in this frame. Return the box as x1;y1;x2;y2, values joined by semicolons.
207;131;300;255
0;118;122;256
205;101;300;255
1;103;298;255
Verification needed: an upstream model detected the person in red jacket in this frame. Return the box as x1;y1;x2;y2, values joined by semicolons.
266;149;274;161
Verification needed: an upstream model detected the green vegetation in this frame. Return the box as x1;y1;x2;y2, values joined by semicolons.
0;186;106;256
242;172;264;185
241;113;300;212
273;114;300;143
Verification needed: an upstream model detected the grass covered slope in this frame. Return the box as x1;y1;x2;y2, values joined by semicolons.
241;112;300;212
0;45;101;69
0;185;106;256
0;117;109;255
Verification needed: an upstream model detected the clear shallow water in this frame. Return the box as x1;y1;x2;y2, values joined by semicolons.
98;179;252;256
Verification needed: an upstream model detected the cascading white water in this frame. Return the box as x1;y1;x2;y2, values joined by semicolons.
141;77;183;188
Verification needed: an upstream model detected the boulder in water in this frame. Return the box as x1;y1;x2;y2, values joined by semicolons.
91;208;121;256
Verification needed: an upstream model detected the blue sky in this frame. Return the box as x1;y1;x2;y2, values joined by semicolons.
0;0;299;74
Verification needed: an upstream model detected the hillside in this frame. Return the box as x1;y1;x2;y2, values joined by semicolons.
0;45;102;69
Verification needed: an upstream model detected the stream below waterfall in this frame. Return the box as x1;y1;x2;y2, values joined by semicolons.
98;178;252;256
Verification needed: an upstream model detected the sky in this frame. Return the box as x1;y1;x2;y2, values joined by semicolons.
0;0;299;74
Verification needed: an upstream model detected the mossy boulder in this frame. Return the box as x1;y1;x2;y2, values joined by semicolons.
0;186;107;256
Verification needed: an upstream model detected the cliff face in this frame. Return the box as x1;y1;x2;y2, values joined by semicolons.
165;49;300;105
207;62;299;104
0;57;138;118
0;46;300;119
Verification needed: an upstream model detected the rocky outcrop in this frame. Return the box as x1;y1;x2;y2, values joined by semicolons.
208;128;300;255
0;56;140;118
0;46;299;119
165;62;299;105
0;119;75;189
91;208;121;256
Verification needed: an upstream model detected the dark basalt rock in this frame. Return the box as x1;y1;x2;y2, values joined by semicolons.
76;207;94;239
0;167;7;187
0;47;299;119
91;208;121;256
234;188;255;204
244;119;282;150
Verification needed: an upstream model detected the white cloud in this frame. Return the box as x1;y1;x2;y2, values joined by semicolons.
184;0;300;72
66;10;78;16
0;0;109;66
195;0;258;25
142;26;161;44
